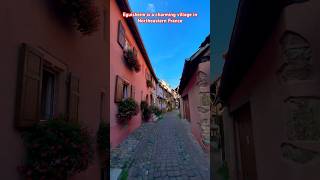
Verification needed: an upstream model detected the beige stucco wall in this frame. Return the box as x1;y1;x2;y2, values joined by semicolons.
223;1;320;180
0;0;108;179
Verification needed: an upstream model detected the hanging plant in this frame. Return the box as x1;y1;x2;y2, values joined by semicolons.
55;0;100;35
18;119;94;179
117;98;139;125
146;79;153;88
123;48;140;72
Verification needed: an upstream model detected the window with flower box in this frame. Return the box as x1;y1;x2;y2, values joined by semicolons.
15;44;79;128
115;75;135;102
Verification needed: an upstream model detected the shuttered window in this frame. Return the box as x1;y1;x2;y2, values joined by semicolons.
131;85;135;99
67;74;80;122
115;75;124;103
115;75;132;102
16;44;43;128
16;44;77;128
118;21;125;48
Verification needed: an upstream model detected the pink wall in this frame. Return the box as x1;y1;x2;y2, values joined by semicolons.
182;70;203;144
0;0;109;179
110;0;155;148
181;61;210;152
224;2;320;180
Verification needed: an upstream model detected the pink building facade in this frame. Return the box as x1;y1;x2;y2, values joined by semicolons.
110;0;157;148
179;36;210;152
218;1;320;180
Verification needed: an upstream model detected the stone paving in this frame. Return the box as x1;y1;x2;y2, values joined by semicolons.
111;110;210;180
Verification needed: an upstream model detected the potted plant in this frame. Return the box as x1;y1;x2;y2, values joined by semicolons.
54;0;100;35
123;48;141;72
146;79;153;88
117;98;139;125
18;119;94;179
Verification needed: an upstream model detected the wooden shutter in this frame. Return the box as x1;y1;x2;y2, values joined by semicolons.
68;74;79;122
131;85;135;99
16;44;43;128
115;75;124;102
117;21;125;48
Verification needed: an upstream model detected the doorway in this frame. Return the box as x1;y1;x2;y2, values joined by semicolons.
233;103;257;180
183;95;190;122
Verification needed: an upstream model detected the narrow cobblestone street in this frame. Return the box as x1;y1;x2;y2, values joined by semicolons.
111;111;210;180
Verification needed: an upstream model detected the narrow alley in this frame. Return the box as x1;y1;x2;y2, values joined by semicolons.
110;111;210;180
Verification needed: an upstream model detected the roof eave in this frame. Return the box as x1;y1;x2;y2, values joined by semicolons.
218;0;287;102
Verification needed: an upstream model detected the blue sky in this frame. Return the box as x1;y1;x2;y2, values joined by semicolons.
212;0;239;81
128;0;210;89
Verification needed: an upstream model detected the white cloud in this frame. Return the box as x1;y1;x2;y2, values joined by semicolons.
147;3;156;13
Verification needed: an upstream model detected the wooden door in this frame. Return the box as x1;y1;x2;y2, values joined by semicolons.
183;96;190;121
234;103;257;180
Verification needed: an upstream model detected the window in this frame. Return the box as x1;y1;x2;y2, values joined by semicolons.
118;21;125;48
123;83;129;99
15;44;79;128
40;68;56;120
115;75;131;102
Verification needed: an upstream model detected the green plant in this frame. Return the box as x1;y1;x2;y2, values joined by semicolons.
217;162;230;180
55;0;100;35
117;98;139;124
18;119;94;179
119;169;128;180
124;48;140;72
119;160;133;180
146;79;153;88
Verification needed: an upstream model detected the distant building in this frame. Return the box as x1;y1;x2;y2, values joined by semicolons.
218;1;320;180
156;81;167;111
179;35;210;152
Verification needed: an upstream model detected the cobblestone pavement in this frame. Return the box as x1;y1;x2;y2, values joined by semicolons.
111;110;210;180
